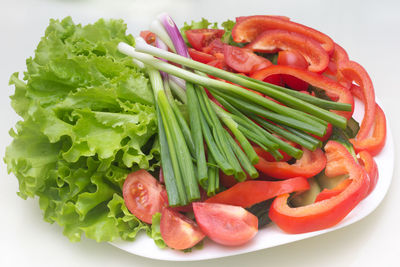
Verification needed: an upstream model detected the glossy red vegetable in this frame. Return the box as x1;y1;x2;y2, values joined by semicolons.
232;15;334;54
223;44;272;74
350;84;386;156
193;202;258;246
246;29;329;73
315;179;352;202
358;150;378;196
251;65;354;119
140;30;156;45
188;47;216;63
202;38;225;55
254;147;326;179
339;61;376;140
160;208;205;250
277;50;309;91
122;170;165;224
186;29;225;50
206;177;310;207
269;141;369;233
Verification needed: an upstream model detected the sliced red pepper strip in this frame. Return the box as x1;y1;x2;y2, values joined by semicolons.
269;140;369;234
331;43;349;65
206;177;310;208
236;15;290;23
350;85;386;156
251;65;354;119
315;179;352;202
357;151;378;196
232;15;334;54
254;147;326;179
245;29;329;73
339;61;376;140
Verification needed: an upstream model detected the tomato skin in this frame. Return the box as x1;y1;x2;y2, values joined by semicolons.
186;29;225;51
277;50;309;91
223;44;272;74
122;170;165;224
160;208;205;250
193;202;258;246
255;147;327;179
188;48;216;63
140;30;156;45
202;38;225;55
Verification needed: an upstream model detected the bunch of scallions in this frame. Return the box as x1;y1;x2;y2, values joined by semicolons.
117;13;351;207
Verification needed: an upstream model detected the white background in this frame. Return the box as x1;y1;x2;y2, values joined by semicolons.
1;0;399;266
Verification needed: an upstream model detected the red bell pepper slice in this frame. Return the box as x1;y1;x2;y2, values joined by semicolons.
357;151;378;196
223;44;272;74
315;179;352;202
277;50;309;91
188;48;216;63
251;65;354;119
254;147;326;179
350;84;386;156
186;29;225;51
269;140;369;234
339;61;376;140
245;29;329;73
206;177;310;208
231;15;334;54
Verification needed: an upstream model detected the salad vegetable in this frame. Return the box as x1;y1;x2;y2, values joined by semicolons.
5;13;387;251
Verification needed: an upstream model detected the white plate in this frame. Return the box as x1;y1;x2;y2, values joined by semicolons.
110;99;394;261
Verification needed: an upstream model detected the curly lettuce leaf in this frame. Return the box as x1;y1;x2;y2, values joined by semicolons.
5;17;160;243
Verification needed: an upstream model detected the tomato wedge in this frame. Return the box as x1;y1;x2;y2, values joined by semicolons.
269;141;369;234
122;170;165;224
193;202;258;246
206;177;310;207
255;147;327;179
186;29;225;51
246;29;329;73
160;208;205;250
223;44;272;74
188;48;216;63
140;30;156;45
232;15;334;54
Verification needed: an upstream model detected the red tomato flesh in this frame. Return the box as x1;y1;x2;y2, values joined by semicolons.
122;170;165;224
193;202;258;246
160;208;205;250
223;44;272;74
186;29;225;51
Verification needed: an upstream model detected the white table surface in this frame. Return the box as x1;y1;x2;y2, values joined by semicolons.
1;0;399;266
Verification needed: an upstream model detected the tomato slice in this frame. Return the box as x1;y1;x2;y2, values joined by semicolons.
122;170;165;224
140;30;156;45
193;202;258;246
277;50;309;91
255;147;327;179
188;48;216;63
202;38;225;55
160;208;205;250
186;29;225;51
223;44;272;74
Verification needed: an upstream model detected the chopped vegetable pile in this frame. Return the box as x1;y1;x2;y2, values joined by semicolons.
5;14;387;251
